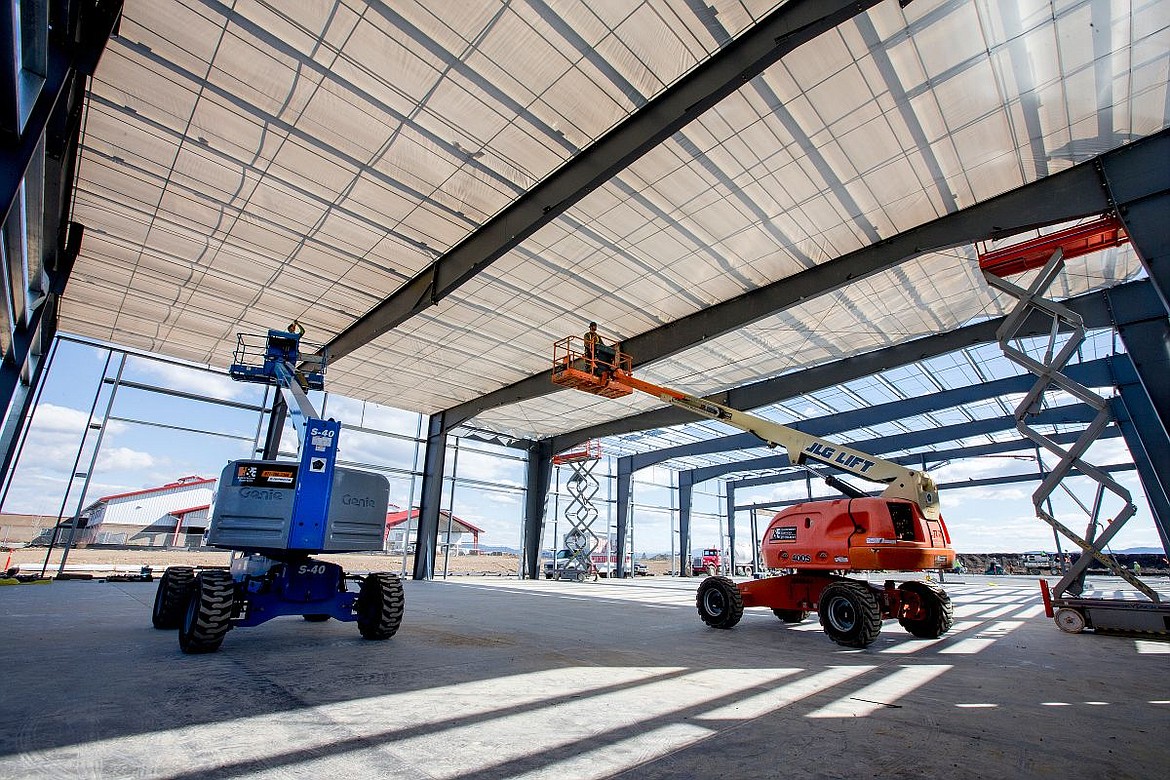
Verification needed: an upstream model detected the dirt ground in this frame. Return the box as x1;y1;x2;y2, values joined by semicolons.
4;547;676;577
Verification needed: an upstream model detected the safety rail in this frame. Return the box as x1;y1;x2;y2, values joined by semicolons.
552;439;602;465
229;330;327;390
550;335;633;398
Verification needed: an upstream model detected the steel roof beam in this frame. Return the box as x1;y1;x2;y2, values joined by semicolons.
446;131;1170;434
740;463;1133;513
322;0;885;363
678;403;1101;487
548;279;1161;451
620;357;1116;471
728;427;1122;493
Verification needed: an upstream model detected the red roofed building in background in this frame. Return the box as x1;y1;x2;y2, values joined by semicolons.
33;476;216;547
384;507;482;555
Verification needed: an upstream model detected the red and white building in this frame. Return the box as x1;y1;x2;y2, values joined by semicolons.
55;475;216;547
384;507;483;554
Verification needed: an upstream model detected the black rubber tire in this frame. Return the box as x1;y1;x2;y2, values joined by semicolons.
302;614;331;622
357;572;404;640
178;570;235;654
818;580;882;648
696;575;743;629
772;608;810;624
152;566;194;630
897;581;954;639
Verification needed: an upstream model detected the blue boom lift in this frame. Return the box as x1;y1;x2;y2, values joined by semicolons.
151;325;404;653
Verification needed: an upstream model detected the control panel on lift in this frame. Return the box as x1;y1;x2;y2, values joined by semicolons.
208;457;389;553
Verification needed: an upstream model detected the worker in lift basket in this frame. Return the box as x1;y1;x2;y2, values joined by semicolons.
584;322;617;374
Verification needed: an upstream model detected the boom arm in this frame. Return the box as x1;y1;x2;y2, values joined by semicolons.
551;337;940;519
623;374;939;517
272;361;321;446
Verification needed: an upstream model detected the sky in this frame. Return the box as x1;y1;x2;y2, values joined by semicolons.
3;338;1164;557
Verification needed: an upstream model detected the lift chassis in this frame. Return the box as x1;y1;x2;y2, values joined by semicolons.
152;327;403;653
552;335;955;648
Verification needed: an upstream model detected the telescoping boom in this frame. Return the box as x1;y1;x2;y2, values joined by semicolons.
551;334;955;649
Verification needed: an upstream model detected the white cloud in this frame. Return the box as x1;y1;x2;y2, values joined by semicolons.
30;404;126;437
134;359;246;402
97;447;155;471
932;456;1035;484
30;403;89;434
453;449;523;488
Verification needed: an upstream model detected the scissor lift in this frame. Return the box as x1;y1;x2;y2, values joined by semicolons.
980;216;1169;635
151;326;405;652
550;440;603;582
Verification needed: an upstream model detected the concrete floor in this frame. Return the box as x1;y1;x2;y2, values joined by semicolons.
0;574;1167;779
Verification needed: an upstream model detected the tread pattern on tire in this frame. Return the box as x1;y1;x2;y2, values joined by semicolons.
696;575;743;629
818;580;882;648
178;570;235;654
357;572;404;640
152;566;194;630
897;580;954;639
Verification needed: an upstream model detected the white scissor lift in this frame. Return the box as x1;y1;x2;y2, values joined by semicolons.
980;215;1169;635
551;441;603;582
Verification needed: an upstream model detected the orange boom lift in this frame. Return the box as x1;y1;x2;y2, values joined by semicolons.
552;336;955;648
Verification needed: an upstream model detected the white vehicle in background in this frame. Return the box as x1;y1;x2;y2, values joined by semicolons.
543;547;647;578
1021;551;1055;572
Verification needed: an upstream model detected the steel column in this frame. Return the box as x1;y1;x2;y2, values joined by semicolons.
0;330;56;498
1099;132;1170;313
56;352;126;575
1109;358;1170;555
725;482;736;576
260;391;288;459
615;456;631;578
678;470;692;577
522;439;553;579
413;413;446;580
1;1;122;229
1113;313;1170;443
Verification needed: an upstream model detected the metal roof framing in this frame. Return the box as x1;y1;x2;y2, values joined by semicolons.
618;357;1118;472
659;404;1106;577
549;278;1161;452
320;0;885;364
445;130;1170;436
672;403;1102;489
728;429;1124;498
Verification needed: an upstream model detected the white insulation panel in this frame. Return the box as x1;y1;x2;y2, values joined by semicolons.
61;0;1169;439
